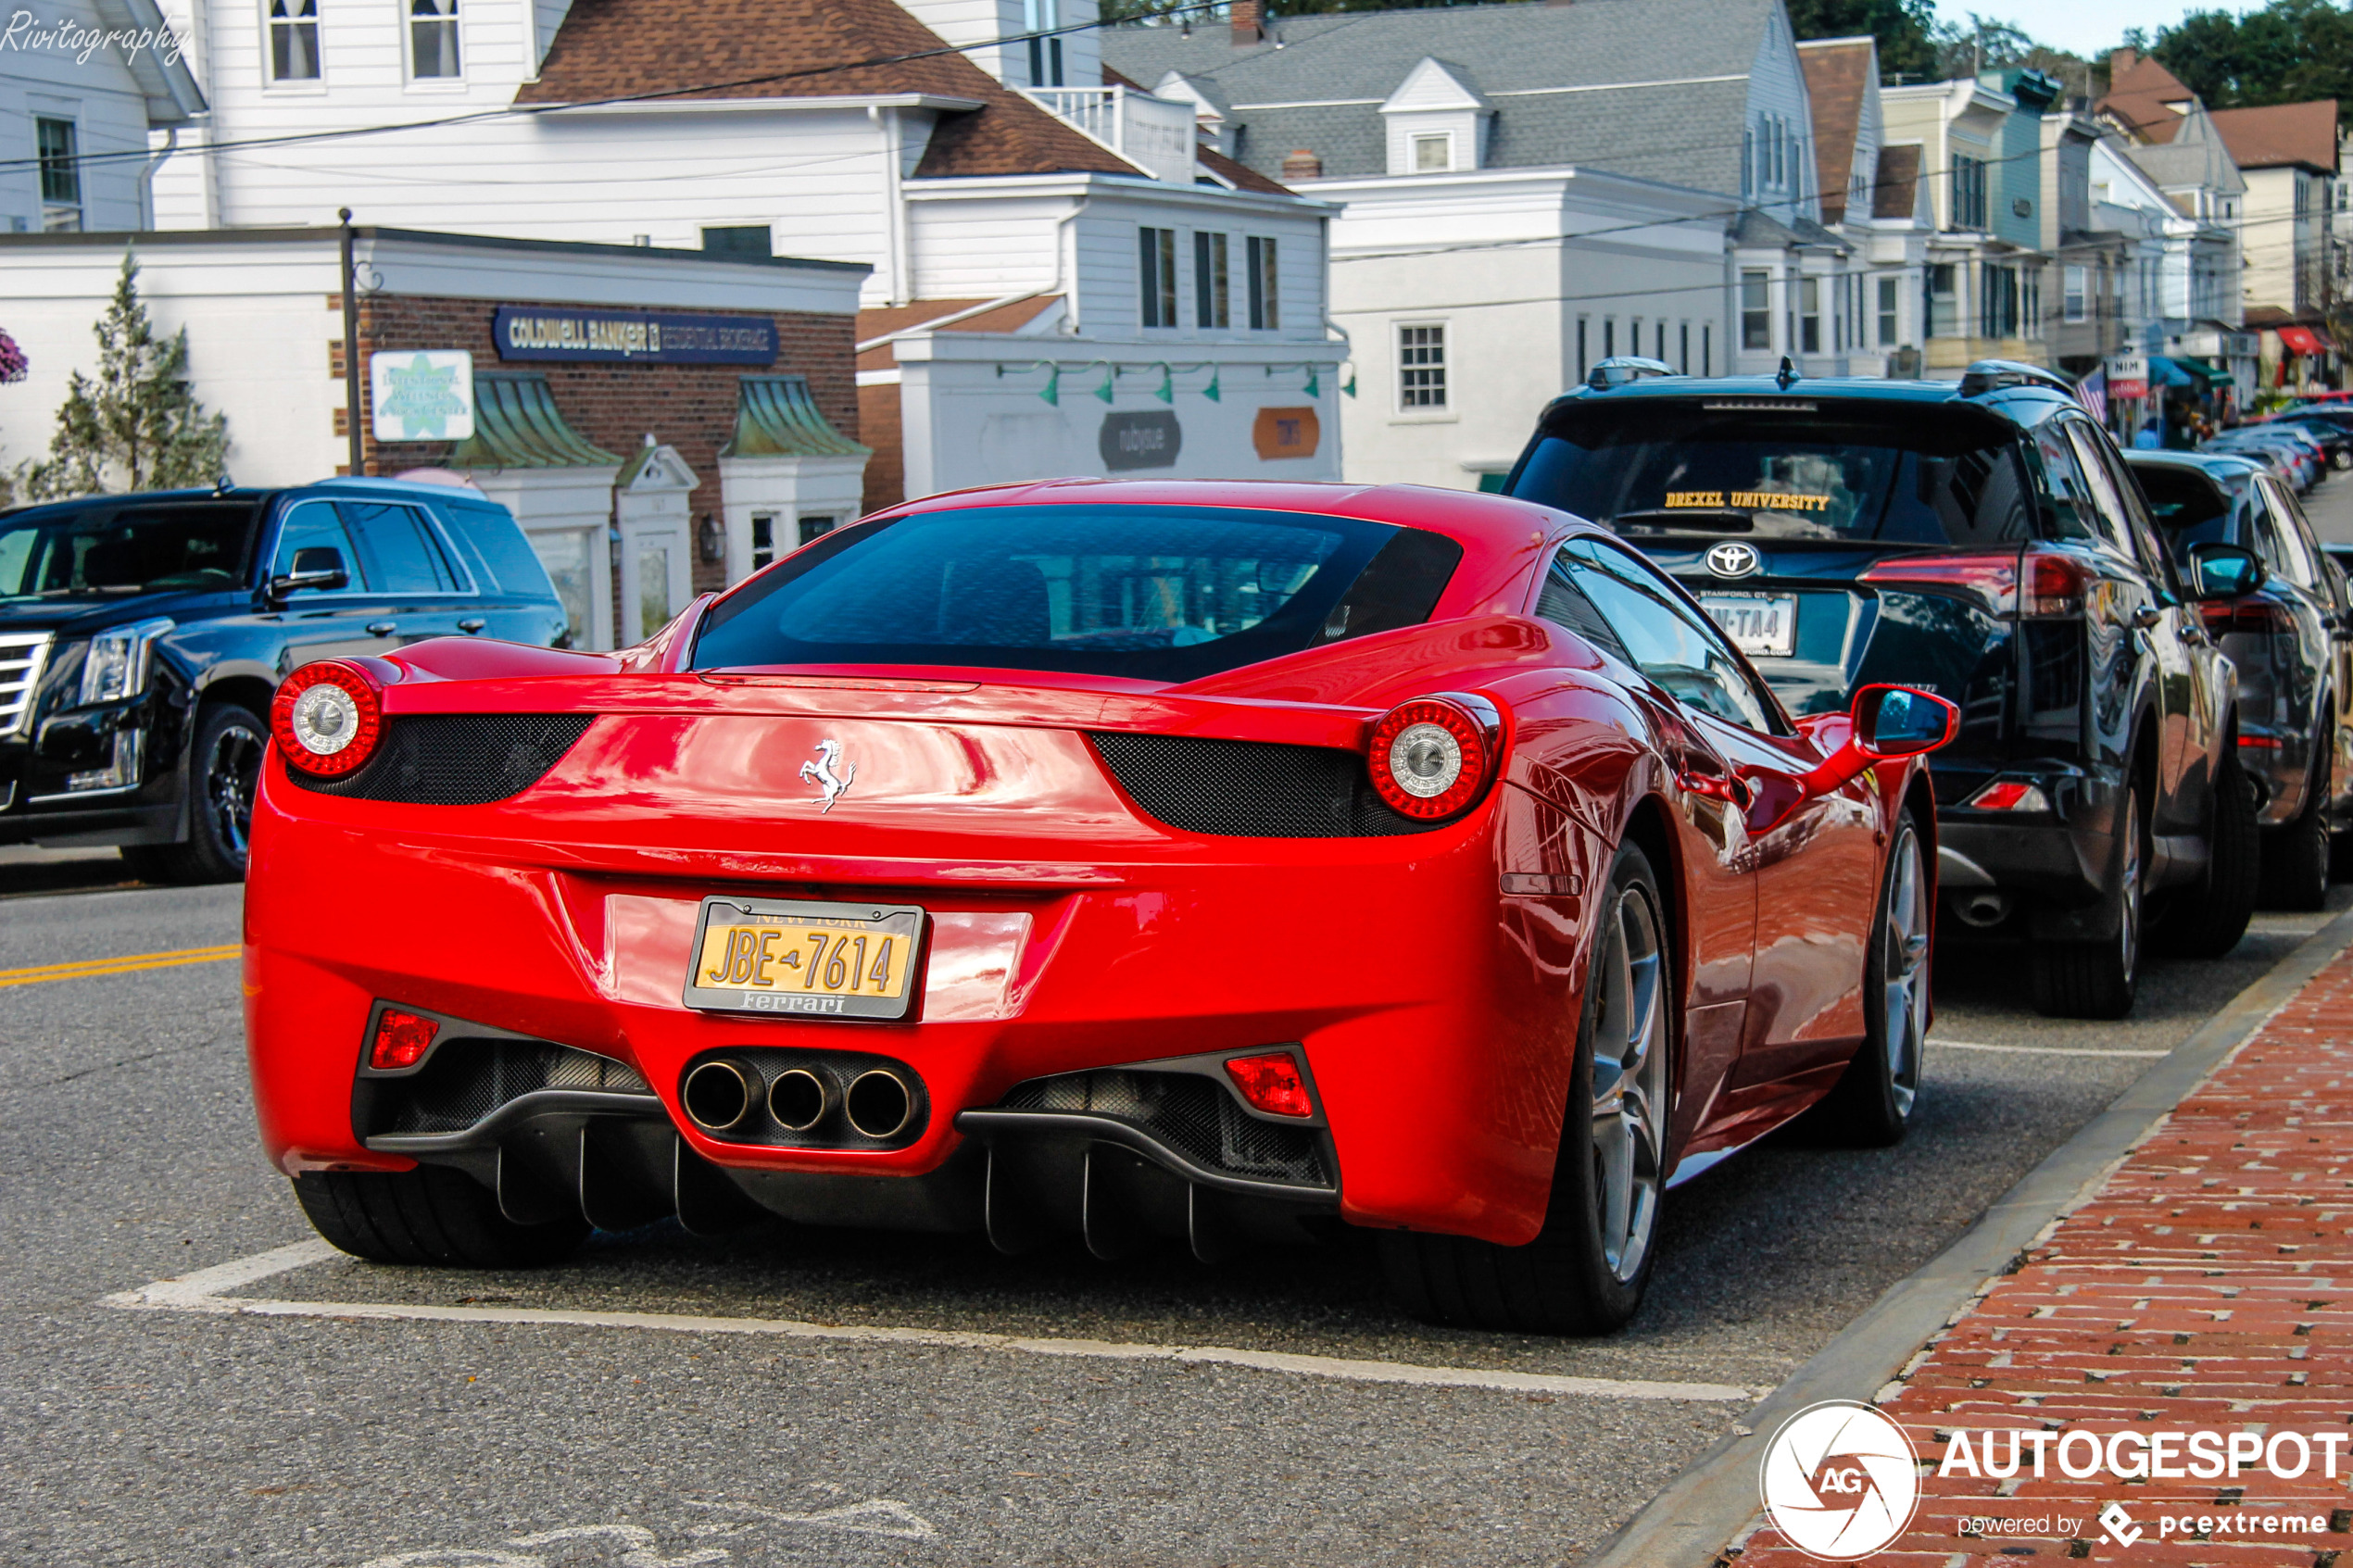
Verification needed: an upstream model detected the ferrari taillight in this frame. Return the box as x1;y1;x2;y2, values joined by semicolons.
1367;695;1500;821
271;660;384;777
369;1008;439;1070
1224;1052;1314;1119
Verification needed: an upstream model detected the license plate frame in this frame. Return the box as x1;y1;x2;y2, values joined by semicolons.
1698;592;1798;659
683;896;926;1021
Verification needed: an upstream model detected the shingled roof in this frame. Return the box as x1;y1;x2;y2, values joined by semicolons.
1103;0;1778;194
1870;144;1920;220
2208;100;2340;173
1797;37;1870;224
2095;49;2196;144
515;0;1141;181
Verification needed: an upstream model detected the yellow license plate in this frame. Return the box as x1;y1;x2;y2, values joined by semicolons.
682;897;925;1020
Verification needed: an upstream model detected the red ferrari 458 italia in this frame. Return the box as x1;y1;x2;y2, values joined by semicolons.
245;479;1954;1334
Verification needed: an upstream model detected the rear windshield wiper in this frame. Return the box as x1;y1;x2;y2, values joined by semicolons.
1612;508;1755;534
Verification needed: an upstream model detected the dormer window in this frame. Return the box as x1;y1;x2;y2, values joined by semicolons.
1413;133;1452;173
1380;57;1489;178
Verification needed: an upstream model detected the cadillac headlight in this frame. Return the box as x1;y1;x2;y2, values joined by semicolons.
79;618;175;707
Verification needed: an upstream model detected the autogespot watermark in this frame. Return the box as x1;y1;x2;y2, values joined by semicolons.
1760;1408;2346;1562
1;8;184;64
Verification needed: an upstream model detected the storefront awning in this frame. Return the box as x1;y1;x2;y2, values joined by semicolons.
2278;325;2329;357
719;375;870;460
2147;356;2208;387
450;372;622;470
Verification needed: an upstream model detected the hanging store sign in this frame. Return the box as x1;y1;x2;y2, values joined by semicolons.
370;350;474;442
1252;405;1320;461
491;307;777;365
2105;354;2149;401
1099;408;1182;471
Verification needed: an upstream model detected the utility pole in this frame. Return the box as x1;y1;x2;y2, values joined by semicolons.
339;207;364;476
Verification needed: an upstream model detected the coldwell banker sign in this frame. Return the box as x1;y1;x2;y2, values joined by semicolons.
492;307;777;365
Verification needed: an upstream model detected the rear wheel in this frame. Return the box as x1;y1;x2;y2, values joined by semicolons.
1379;841;1669;1336
2149;755;2259;959
1808;809;1928;1146
293;1166;588;1267
2032;785;2144;1020
2260;733;2333;911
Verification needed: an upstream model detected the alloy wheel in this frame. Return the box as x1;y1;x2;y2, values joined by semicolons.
207;719;266;863
1589;880;1667;1284
1880;823;1929;1119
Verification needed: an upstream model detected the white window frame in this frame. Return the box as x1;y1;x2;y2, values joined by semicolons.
33;112;81;232
2062;264;2088;323
404;0;463;85
263;0;323;89
1395;320;1450;418
1411;131;1453;174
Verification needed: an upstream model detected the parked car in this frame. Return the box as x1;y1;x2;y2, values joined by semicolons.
2252;415;2353;471
245;479;1956;1336
1502;359;2259;1019
0;478;569;882
2208;428;2322;492
2128;449;2353;908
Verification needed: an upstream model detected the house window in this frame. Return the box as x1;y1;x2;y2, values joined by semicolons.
1742;129;1754;196
2022;270;2043;339
2063;264;2087;323
409;0;459;77
1412;132;1451;173
798;515;837;546
1194;232;1229;328
1740;270;1770;350
1702;322;1711;375
1925;263;1959;337
1139;227;1177;328
1951;155;1988;230
1800;277;1820;353
1024;0;1063;87
269;0;320;81
35;118;80;232
1603;319;1616;357
1981;263;2020;338
1679;320;1690;373
1399;324;1446;409
1247;235;1278;329
750;514;776;572
1655;320;1667;360
702;225;771;257
1877;276;1898;345
1576;317;1589;381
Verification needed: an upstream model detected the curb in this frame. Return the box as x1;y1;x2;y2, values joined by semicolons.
1578;902;2353;1568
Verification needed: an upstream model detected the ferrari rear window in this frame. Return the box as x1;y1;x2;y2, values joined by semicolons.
691;505;1464;683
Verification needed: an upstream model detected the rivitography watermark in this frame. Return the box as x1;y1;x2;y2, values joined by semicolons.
1;9;184;64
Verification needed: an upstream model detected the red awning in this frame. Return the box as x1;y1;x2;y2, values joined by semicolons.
2278;325;2328;356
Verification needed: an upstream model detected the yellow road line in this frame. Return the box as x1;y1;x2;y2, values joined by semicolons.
0;944;242;989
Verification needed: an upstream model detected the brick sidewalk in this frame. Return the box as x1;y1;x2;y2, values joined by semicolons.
1729;947;2353;1566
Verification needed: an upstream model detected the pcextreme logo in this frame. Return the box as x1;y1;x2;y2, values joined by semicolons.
1758;1400;1921;1561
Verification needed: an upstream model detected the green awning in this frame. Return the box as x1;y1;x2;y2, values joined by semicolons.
719;374;870;459
450;372;622;470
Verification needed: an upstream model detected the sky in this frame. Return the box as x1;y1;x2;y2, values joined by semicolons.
1968;0;2201;57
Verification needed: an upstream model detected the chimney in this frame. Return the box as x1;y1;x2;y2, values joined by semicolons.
1281;148;1323;182
2108;47;2137;76
1232;0;1262;45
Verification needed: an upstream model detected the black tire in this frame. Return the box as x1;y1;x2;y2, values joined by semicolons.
293;1166;588;1267
1807;809;1928;1147
1379;841;1670;1336
138;702;268;884
2261;758;2333;913
2033;784;2145;1020
2149;755;2260;960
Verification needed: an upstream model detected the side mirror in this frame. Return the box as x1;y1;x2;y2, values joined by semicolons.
2187;542;2264;600
1853;683;1956;759
270;546;349;600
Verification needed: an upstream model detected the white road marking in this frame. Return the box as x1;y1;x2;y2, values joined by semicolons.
1930;1039;2169;1059
104;1240;1766;1404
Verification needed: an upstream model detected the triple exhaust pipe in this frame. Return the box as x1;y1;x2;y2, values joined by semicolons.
680;1058;916;1142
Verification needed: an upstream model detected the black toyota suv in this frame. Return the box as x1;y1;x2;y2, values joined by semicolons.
0;478;568;883
1503;361;2260;1019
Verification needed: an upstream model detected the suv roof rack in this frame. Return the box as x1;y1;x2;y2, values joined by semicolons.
1584;357;1679;391
1959;359;2076;398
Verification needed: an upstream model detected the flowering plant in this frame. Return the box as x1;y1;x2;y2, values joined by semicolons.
0;327;27;383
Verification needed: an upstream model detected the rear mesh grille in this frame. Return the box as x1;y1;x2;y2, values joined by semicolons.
999;1069;1330;1188
287;713;592;805
1088;732;1439;838
366;1039;653;1136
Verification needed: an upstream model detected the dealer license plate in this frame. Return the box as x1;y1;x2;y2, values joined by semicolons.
1698;593;1797;659
683;897;925;1021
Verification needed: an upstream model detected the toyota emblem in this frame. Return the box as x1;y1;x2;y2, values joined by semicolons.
1705;542;1761;579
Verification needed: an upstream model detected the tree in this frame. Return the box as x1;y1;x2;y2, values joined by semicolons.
24;256;228;501
1785;0;1941;83
2152;0;2353;127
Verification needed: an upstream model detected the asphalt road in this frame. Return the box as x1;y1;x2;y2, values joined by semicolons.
2;862;2341;1568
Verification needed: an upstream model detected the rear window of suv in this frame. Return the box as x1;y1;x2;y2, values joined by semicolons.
1507;398;2034;546
692;504;1465;683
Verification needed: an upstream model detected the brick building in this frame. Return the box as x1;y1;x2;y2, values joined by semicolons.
0;226;868;646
